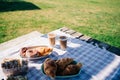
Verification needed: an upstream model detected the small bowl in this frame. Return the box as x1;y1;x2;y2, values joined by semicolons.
1;58;28;76
41;61;82;78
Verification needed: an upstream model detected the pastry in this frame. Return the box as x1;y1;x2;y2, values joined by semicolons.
20;46;53;58
43;58;57;78
56;58;73;70
56;58;73;75
42;58;82;77
26;49;40;58
62;63;82;76
20;47;28;57
36;47;53;56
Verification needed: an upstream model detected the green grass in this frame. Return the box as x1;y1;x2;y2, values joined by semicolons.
0;0;120;48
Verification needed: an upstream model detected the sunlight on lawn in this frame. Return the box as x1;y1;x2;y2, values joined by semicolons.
0;0;120;48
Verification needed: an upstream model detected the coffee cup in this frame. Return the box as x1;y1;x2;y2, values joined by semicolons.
59;36;67;50
48;33;56;47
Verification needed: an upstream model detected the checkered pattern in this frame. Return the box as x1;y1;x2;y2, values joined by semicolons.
0;30;120;80
26;32;120;80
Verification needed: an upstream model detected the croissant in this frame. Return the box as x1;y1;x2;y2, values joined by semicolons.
36;47;53;56
62;63;82;76
56;58;73;75
43;58;57;78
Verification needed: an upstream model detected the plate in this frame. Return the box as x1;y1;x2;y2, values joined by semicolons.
20;45;53;60
41;61;82;78
23;53;52;60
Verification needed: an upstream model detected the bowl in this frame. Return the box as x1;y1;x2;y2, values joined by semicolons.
1;58;28;76
41;61;82;78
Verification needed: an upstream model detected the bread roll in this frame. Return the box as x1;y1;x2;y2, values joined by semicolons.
62;63;82;75
56;58;73;75
43;58;57;78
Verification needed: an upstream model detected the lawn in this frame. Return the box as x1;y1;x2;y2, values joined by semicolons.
0;0;120;48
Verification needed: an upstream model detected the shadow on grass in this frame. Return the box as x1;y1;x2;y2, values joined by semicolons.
0;0;40;12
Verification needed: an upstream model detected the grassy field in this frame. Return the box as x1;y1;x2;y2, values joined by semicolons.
0;0;120;48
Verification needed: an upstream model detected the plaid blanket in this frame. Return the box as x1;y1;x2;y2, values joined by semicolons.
0;30;120;80
27;30;120;80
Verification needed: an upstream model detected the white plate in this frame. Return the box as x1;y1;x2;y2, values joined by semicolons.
20;45;53;60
